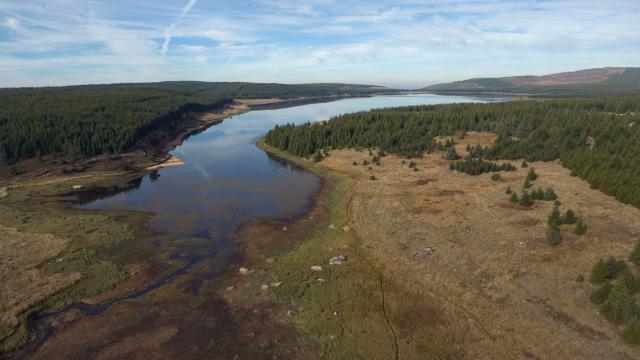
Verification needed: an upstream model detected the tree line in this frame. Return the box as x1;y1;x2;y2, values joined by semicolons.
264;96;640;207
0;82;384;162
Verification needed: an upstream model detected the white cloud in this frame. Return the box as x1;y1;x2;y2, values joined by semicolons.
162;0;199;56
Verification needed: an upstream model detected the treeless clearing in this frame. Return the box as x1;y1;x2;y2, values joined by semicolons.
0;225;81;342
313;131;640;359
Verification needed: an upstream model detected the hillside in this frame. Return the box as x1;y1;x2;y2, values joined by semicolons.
423;67;640;96
0;82;387;163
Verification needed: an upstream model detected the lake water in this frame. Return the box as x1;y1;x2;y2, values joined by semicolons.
81;94;493;242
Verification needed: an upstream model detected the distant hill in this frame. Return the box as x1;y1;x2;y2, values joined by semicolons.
423;67;640;96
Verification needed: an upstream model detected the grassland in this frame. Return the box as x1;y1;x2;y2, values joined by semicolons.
0;174;152;352
257;132;640;359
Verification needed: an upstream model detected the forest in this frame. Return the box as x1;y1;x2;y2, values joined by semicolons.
264;96;640;207
0;82;385;162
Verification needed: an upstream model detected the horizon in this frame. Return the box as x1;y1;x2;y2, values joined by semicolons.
1;1;639;89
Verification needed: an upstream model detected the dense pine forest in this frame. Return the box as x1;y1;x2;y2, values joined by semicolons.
0;82;384;162
264;97;640;207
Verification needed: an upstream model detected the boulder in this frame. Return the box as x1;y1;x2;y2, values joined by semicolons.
329;255;347;265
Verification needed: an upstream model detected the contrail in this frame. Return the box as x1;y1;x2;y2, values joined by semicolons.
162;0;198;56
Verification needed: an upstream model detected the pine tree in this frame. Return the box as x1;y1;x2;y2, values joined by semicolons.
312;151;323;162
518;191;533;207
543;187;557;201
574;218;587;235
526;168;538;181
506;186;512;194
591;259;609;284
600;281;635;325
630;240;640;269
444;146;460;160
590;282;613;305
509;192;518;203
548;204;562;228
562;209;578;224
521;161;528;168
623;317;640;345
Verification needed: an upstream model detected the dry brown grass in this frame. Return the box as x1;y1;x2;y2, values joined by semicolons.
0;225;80;341
317;131;640;359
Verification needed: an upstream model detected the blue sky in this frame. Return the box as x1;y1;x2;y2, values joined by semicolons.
0;0;638;88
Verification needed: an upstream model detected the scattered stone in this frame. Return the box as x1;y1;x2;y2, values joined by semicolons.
260;284;269;291
55;257;64;262
226;286;235;292
316;278;326;282
310;265;323;271
282;226;288;231
328;335;337;340
265;257;275;264
342;225;350;232
328;224;336;229
270;281;282;287
424;247;434;255
333;311;339;316
309;216;314;220
287;310;295;317
329;255;347;265
72;185;82;190
238;267;252;275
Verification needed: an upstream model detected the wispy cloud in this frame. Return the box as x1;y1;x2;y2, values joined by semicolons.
0;0;638;88
161;0;198;56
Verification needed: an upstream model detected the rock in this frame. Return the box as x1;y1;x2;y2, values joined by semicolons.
316;278;326;282
238;267;252;275
342;225;350;232
282;226;288;231
424;247;434;255
260;284;269;291
226;286;235;292
309;216;314;220
329;255;347;265
333;311;339;316
310;265;323;271
287;310;295;317
72;185;82;190
270;282;282;287
328;224;336;229
265;257;275;264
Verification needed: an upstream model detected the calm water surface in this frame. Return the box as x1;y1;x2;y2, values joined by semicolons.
81;94;492;239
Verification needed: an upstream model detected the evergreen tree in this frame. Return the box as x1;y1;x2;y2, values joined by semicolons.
548;203;562;228
543;187;558;201
510;192;519;203
630;240;640;269
623;317;640;345
590;282;613;305
526;168;538;182
444;146;460;160
491;173;502;182
600;281;635;325
562;209;578;224
312;151;323;162
518;191;533;207
521;160;528;168
591;259;609;284
506;186;512;194
574;218;587;235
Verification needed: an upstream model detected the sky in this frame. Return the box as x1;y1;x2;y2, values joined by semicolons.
0;0;639;89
